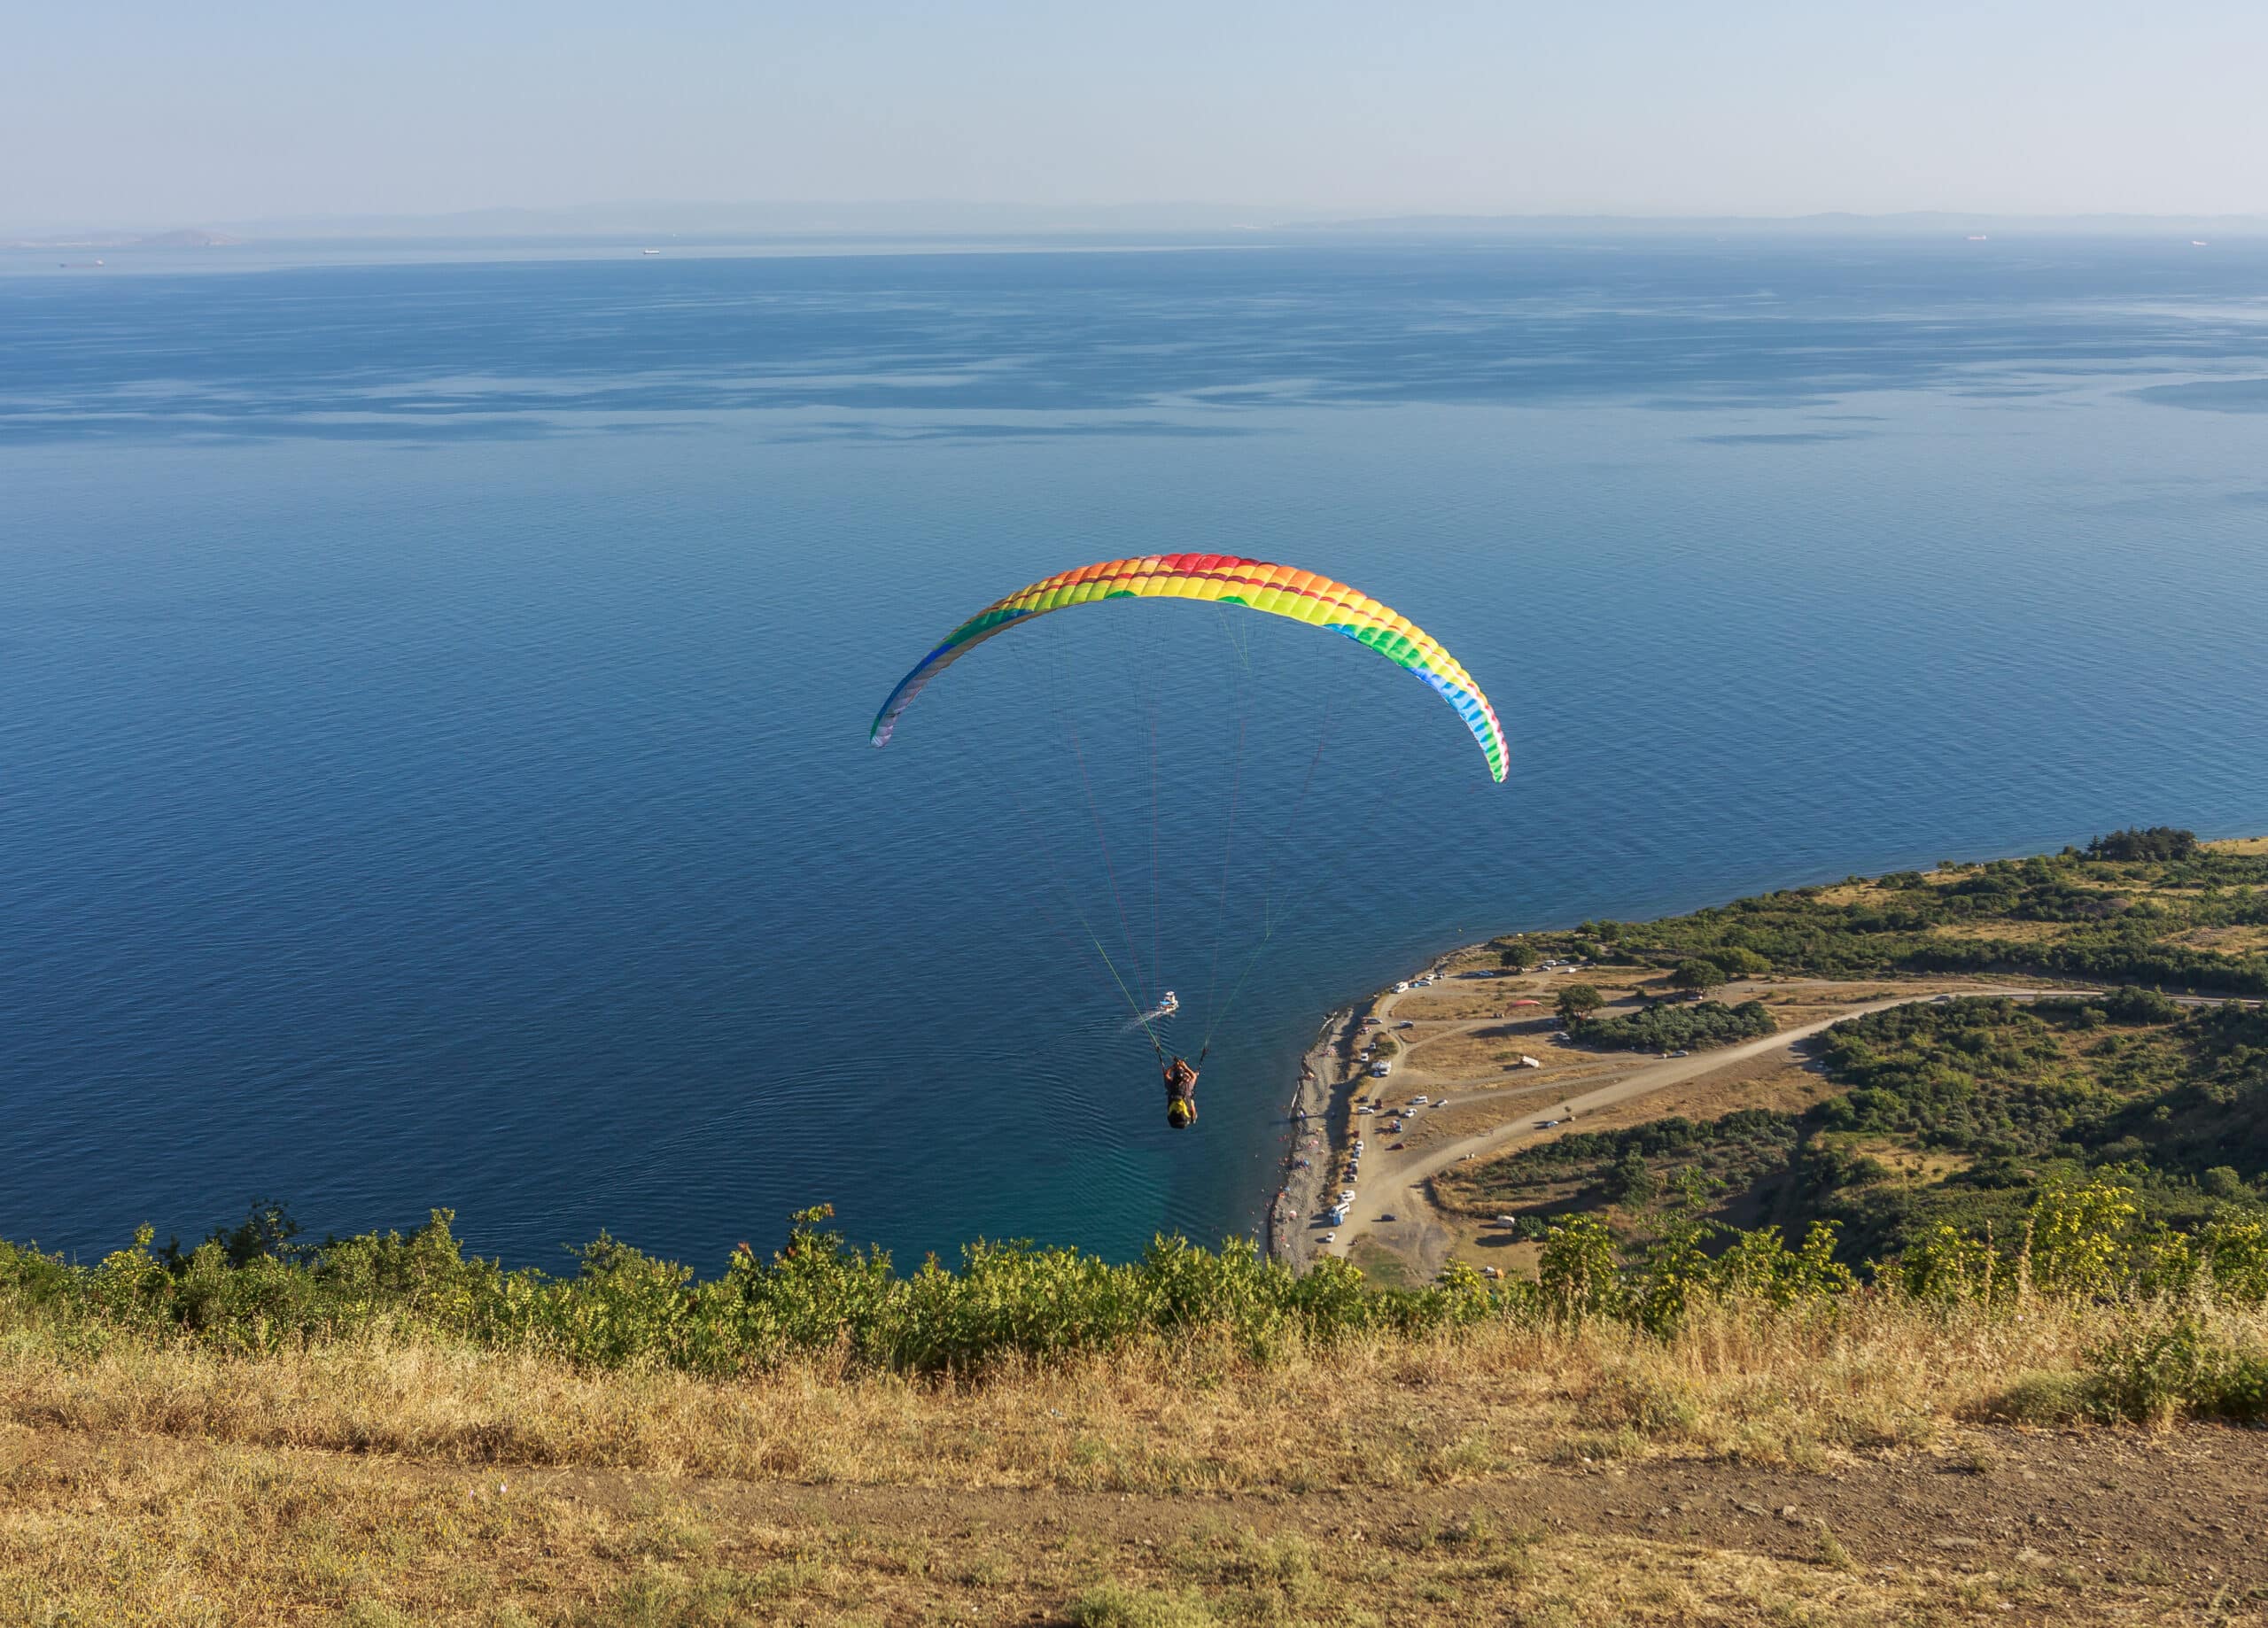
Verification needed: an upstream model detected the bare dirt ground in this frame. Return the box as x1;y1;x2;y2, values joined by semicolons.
11;1420;2265;1623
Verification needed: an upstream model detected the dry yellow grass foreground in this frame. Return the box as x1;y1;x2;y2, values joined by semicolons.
0;1299;2194;1488
7;1299;2268;1624
12;1436;2246;1628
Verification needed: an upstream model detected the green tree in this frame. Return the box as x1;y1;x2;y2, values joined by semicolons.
2087;827;2199;862
1709;945;1771;978
1604;1149;1658;1205
1557;983;1604;1026
1671;958;1728;996
1497;941;1532;972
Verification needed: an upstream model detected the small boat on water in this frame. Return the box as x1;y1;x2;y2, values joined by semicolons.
1156;990;1179;1015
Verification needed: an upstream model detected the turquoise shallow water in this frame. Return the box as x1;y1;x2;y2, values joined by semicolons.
3;236;2266;1268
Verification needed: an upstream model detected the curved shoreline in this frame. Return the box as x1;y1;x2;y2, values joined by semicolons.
1265;1007;1350;1268
1265;960;1450;1268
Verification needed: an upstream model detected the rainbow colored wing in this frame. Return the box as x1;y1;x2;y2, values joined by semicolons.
868;553;1506;782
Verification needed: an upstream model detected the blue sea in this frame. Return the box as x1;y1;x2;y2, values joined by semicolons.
4;234;2266;1270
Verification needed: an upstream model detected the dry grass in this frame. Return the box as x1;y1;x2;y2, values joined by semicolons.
10;1300;2268;1620
2;1425;2245;1625
1922;919;2072;944
0;1300;2212;1495
2174;925;2268;953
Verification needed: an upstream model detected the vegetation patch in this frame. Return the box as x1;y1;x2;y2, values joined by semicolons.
1440;1110;1800;1235
1578;998;1777;1054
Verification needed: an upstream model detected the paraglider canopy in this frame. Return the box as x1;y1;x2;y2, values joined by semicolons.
869;553;1506;782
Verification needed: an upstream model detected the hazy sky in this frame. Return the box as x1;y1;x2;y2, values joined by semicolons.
8;0;2264;230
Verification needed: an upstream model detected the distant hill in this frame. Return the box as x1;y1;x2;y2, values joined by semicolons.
1280;209;2268;238
4;226;242;249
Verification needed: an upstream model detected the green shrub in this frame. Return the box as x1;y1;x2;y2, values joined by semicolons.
2085;1314;2268;1423
1582;1000;1776;1053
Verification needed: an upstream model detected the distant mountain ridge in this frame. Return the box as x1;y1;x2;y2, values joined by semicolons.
4;227;244;250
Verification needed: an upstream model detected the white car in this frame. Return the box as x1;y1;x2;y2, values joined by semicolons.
1321;1232;1337;1244
1356;1105;1376;1115
1394;981;1410;993
1339;1190;1356;1205
1370;1064;1390;1078
1412;1094;1431;1105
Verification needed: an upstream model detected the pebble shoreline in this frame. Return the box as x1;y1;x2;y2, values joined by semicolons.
1264;1006;1351;1270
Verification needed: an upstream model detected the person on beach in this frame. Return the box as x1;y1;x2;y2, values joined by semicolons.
1162;1056;1200;1128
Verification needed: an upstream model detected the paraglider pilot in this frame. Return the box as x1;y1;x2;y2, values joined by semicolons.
1162;1056;1200;1128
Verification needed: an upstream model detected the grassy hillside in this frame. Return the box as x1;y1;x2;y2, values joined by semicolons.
1443;833;2268;1268
1505;829;2268;997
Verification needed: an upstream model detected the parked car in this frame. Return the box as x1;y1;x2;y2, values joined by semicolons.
1371;1063;1391;1078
